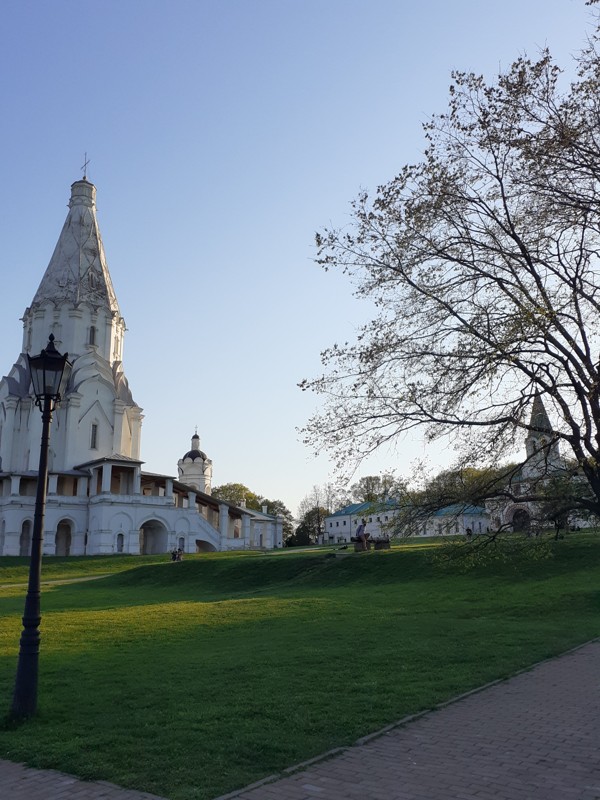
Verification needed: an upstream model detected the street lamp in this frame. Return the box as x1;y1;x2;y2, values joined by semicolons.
10;334;72;721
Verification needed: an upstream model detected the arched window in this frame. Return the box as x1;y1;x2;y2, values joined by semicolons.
89;326;97;346
116;533;124;553
90;423;98;449
19;520;32;556
55;520;72;556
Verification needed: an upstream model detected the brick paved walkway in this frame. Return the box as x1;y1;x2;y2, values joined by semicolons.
0;757;167;800
1;640;599;800
228;640;600;800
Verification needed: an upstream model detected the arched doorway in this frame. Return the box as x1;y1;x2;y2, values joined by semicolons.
139;519;168;554
512;509;531;533
19;520;32;557
55;520;72;556
116;533;125;553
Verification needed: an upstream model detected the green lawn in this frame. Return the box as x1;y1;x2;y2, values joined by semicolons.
0;536;599;800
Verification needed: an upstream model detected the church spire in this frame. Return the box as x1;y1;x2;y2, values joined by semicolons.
524;393;561;478
528;393;553;432
29;179;119;314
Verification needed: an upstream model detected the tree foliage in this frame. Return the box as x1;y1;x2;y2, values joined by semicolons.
302;23;600;519
349;473;402;503
211;483;262;509
212;483;294;537
286;504;329;546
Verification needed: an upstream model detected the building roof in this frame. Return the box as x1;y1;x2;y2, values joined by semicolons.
326;500;487;520
432;503;487;516
75;454;144;469
327;499;398;518
29;179;120;314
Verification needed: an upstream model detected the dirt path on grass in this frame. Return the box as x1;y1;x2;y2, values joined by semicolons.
0;574;110;590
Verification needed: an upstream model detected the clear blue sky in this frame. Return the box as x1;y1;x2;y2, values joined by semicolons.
0;0;593;516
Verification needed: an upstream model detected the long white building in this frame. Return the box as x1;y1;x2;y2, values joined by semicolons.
0;178;283;556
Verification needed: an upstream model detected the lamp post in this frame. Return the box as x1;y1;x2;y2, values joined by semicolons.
10;334;72;721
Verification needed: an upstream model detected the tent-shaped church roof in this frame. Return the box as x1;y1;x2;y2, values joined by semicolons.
529;393;553;432
29;178;119;313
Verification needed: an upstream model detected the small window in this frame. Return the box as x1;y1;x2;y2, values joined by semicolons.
369;517;372;523
336;521;339;527
343;520;346;526
89;326;97;346
90;424;98;449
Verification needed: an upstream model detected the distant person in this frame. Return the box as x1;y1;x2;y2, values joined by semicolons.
356;519;369;550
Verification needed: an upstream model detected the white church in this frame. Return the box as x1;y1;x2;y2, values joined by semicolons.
0;178;283;557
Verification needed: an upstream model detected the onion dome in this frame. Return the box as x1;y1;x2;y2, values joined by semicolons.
182;433;207;462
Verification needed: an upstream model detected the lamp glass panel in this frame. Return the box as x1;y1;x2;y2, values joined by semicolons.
28;354;69;399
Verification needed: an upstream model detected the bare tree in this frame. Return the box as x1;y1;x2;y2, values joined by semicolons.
301;24;600;519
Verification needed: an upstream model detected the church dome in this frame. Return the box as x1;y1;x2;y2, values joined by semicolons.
181;433;207;462
182;448;207;461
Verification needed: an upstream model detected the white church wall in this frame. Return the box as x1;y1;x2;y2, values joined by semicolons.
0;179;272;557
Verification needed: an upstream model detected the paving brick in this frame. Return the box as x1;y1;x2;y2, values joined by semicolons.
230;640;600;800
1;641;599;799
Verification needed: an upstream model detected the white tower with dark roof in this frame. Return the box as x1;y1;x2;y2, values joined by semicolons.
178;432;213;494
0;178;143;474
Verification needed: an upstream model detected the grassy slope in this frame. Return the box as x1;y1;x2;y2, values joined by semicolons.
0;553;188;584
0;537;598;800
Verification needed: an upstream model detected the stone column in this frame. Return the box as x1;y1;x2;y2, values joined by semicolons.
43;528;56;556
88;467;99;496
219;503;229;540
129;407;144;460
1;398;18;472
113;400;125;455
129;529;141;555
101;463;112;493
242;514;251;545
63;393;82;468
275;515;284;548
